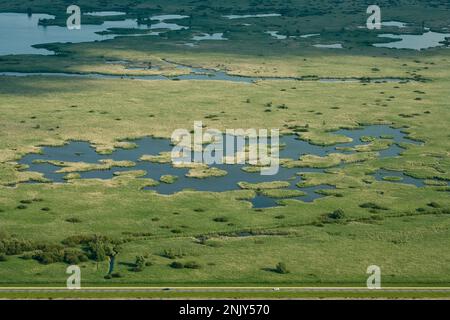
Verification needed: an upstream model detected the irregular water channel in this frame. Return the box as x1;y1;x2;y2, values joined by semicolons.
0;70;413;84
0;56;415;84
18;125;426;208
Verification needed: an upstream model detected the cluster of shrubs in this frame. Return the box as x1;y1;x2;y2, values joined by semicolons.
328;209;346;220
161;248;186;259
61;234;121;261
416;206;450;215
0;236;91;265
0;237;35;256
0;233;124;266
314;209;347;226
62;234;113;247
32;246;89;265
132;256;147;272
359;202;388;211
125;255;153;273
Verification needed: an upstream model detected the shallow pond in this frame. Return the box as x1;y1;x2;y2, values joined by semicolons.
192;33;228;41
382;21;408;28
313;43;343;49
300;34;320;38
84;11;126;17
18;125;422;208
373;31;450;50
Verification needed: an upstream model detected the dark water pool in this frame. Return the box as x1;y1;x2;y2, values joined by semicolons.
18;125;422;208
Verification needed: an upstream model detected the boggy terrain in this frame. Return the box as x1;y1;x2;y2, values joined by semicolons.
0;0;449;291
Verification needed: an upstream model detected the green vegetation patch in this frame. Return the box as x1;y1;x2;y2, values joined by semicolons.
259;189;306;199
186;167;227;179
160;175;178;184
140;152;172;164
238;181;290;190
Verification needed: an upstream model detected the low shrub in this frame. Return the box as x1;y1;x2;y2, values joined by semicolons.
111;272;123;278
20;252;34;260
63;249;89;264
360;202;388;210
33;250;65;265
132;255;146;272
0;238;35;255
170;261;184;269
184;261;201;269
427;202;441;208
328;209;345;220
162;249;185;259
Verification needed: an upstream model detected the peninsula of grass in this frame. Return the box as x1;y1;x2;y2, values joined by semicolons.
238;181;291;190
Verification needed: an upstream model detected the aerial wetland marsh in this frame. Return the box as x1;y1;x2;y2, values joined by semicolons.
0;0;449;293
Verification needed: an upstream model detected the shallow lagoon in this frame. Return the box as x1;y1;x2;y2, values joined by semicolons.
0;13;188;55
192;33;228;41
374;31;450;50
18;125;422;208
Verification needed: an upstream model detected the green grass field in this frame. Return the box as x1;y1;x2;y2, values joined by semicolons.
0;0;449;299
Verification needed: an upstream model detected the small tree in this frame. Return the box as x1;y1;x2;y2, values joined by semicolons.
170;261;184;269
275;262;289;274
133;256;146;272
